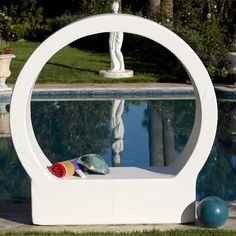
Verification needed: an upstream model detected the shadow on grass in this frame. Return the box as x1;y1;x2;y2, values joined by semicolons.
14;55;185;83
125;58;158;74
46;62;99;74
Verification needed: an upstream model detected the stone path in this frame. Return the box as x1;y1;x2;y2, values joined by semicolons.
0;201;235;233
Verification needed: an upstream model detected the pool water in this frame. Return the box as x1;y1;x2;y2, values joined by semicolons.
0;98;236;203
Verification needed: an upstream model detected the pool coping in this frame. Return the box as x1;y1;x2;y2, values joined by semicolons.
0;83;236;101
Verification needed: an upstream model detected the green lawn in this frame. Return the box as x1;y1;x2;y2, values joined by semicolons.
9;41;161;84
1;230;236;236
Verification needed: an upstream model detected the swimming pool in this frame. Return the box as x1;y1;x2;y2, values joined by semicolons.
0;95;235;203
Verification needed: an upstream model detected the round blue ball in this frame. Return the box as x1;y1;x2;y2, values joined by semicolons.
197;196;228;228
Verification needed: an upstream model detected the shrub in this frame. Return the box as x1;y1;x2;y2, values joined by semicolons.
0;8;15;41
1;5;52;41
173;0;233;80
50;13;80;33
80;0;110;15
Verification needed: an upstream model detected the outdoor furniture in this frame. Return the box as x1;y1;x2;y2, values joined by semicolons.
10;14;218;225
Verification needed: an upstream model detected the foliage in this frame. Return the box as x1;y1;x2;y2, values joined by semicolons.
80;0;110;15
8;6;51;41
50;14;80;33
173;0;233;80
0;4;52;41
0;9;14;41
0;8;14;53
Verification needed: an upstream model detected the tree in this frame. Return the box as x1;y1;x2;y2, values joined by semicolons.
162;0;173;19
147;0;161;18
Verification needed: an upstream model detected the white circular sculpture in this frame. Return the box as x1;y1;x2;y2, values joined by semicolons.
10;14;218;225
100;2;133;78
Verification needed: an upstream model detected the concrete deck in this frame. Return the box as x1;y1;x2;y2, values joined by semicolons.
4;82;236;92
0;201;235;233
0;83;234;99
33;82;236;91
0;82;235;232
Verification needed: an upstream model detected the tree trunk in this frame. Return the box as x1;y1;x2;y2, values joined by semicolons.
162;0;173;19
161;0;173;28
147;0;161;19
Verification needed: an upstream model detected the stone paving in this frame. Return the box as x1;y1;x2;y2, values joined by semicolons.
31;82;235;92
0;82;235;233
0;202;235;233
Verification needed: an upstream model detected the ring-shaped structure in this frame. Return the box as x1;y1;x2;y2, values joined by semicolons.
10;14;217;181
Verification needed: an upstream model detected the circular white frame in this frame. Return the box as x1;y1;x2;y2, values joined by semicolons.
10;14;218;181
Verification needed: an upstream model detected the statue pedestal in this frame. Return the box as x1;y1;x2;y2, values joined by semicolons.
99;70;133;79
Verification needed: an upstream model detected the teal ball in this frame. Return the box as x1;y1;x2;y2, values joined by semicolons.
197;196;228;228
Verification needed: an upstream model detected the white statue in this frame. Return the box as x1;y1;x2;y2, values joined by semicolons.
99;1;133;78
109;1;125;72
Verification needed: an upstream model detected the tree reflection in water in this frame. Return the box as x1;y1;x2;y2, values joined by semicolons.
32;101;112;163
143;100;195;166
197;100;236;201
0;103;30;203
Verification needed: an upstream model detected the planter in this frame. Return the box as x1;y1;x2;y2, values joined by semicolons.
0;54;15;90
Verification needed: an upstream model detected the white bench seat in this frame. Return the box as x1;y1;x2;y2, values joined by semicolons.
64;167;175;180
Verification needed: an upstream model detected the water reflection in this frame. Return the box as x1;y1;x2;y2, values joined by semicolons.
197;100;236;200
143;100;195;166
146;102;175;166
111;100;125;167
217;101;236;175
31;101;111;163
0;102;30;203
0;98;236;203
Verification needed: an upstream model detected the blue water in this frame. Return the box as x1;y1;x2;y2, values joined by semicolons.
103;102;149;167
0;98;236;203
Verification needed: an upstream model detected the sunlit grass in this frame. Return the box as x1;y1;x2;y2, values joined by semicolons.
9;41;161;84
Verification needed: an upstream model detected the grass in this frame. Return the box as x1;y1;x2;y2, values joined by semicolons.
0;230;236;236
9;41;162;84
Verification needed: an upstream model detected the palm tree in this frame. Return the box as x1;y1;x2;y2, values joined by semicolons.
147;0;161;18
147;0;173;27
162;0;173;19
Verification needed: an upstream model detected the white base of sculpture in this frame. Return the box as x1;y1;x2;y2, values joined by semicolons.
32;167;195;225
0;86;12;92
99;70;133;79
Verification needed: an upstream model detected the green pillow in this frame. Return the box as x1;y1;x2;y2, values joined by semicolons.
77;154;109;175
